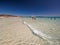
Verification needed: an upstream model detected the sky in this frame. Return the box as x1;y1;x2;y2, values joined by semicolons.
0;0;60;16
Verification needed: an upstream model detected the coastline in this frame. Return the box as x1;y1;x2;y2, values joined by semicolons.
0;17;60;45
23;18;60;45
23;21;52;42
0;17;44;45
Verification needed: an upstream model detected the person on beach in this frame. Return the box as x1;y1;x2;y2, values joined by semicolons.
50;17;56;20
32;16;36;20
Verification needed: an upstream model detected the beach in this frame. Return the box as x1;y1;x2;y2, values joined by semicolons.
0;17;60;45
0;17;46;45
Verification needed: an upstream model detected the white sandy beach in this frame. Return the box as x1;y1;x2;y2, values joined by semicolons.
0;17;60;45
0;17;46;45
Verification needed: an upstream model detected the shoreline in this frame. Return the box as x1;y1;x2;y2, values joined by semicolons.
23;21;51;40
23;21;60;45
0;17;60;45
0;18;43;45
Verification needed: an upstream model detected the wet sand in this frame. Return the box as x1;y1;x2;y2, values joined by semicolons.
0;17;46;45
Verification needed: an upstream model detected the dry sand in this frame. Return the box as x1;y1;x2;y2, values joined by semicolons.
0;17;46;45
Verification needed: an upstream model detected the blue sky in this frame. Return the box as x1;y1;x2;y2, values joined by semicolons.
0;0;60;16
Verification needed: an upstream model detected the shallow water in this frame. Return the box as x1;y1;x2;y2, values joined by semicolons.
24;17;60;45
